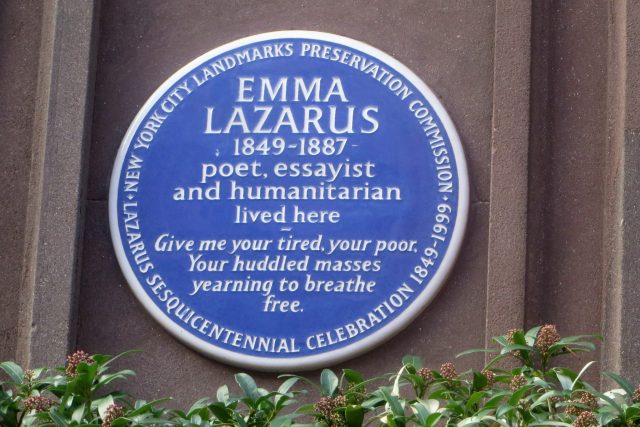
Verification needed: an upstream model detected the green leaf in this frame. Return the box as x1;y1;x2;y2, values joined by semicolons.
556;334;600;345
278;377;300;395
381;389;404;416
217;384;230;403
482;392;510;409
401;355;422;370
496;403;514;418
457;416;484;426
443;400;464;416
529;422;571;426
233;410;249;427
361;396;385;409
48;408;68;427
588;389;623;415
531;377;551;388
0;362;24;384
412;402;429;425
320;369;339;397
599;412;619;426
31;367;46;379
99;349;142;369
471;372;487;391
465;391;486;411
125;417;168;425
556;373;574;391
530;390;562;409
127;398;172;416
345;405;364;427
209;402;233;422
187;397;212;416
625;405;640;419
278;374;322;394
455;348;494;358
235;373;260;400
571;361;596;389
96;370;135;389
508;385;533;406
424;413;442;427
342;369;364;385
95;395;115;420
524;326;542;346
416;398;439;415
549;341;596;355
271;414;296;427
475;408;495;419
483;353;512;370
77;360;99;379
493;335;509;346
294;403;317;413
257;386;270;398
500;344;533;354
605;371;636;396
72;403;86;423
392;414;406;427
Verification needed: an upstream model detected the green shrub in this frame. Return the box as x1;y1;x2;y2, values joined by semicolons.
1;325;638;426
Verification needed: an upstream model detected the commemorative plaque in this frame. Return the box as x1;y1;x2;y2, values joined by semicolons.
110;31;469;370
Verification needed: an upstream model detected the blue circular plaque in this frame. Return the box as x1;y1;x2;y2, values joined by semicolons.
110;31;469;371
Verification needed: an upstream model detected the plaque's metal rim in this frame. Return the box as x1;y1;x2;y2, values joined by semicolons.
109;30;470;371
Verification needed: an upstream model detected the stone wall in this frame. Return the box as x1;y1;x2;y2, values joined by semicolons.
1;0;638;404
